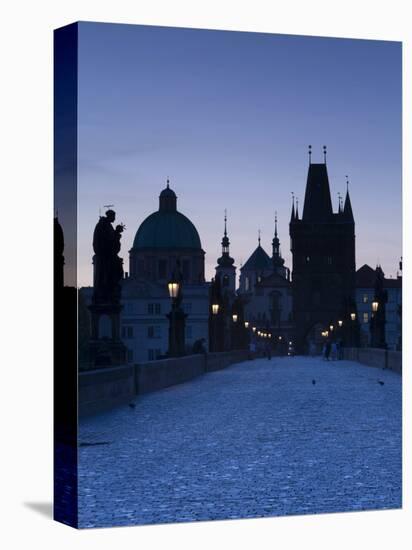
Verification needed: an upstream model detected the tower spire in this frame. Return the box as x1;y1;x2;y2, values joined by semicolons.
308;144;312;164
272;212;284;271
323;145;327;164
343;175;354;222
337;192;342;213
295;197;299;220
290;192;296;222
258;229;261;246
216;208;234;268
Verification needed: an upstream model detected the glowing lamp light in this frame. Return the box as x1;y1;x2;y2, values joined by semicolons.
329;324;334;331
244;321;249;328
338;320;343;327
372;301;379;313
232;314;238;323
278;336;282;341
168;281;180;299
212;303;219;315
351;312;356;321
268;333;272;338
252;326;256;333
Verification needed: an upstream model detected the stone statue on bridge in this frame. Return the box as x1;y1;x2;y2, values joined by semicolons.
89;209;127;367
92;209;125;305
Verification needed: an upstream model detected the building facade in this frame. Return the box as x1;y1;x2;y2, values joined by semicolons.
238;217;293;344
356;263;402;350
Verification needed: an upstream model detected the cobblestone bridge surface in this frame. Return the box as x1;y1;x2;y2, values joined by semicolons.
78;357;402;528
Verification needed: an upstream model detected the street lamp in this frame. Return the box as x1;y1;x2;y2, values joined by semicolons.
252;326;256;333
168;280;180;299
244;321;249;329
372;300;379;313
167;270;186;357
232;313;238;323
351;312;356;321
212;303;220;315
338;320;343;327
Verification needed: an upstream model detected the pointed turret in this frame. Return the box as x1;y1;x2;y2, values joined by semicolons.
302;148;333;221
290;193;296;222
342;176;354;222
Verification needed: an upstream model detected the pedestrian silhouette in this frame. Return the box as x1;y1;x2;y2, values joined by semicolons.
312;379;316;385
378;380;385;386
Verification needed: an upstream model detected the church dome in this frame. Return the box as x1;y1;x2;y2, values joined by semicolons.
132;183;202;250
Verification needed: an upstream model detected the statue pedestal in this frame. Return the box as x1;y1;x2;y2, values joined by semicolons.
88;303;127;367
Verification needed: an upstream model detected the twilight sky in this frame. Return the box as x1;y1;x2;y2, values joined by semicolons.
75;22;402;287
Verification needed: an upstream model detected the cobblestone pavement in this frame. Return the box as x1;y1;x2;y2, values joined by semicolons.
78;357;402;528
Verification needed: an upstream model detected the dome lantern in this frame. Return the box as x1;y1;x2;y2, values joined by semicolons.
159;179;177;212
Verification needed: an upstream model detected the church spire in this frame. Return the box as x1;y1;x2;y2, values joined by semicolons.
272;212;285;269
343;175;354;222
217;209;234;267
221;209;230;254
290;192;296;222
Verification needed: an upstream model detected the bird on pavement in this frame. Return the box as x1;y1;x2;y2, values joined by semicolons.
378;380;385;386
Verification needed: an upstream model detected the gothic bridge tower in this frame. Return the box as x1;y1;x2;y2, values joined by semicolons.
290;146;356;352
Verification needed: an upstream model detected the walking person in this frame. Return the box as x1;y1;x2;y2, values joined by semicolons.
265;339;272;360
249;340;256;360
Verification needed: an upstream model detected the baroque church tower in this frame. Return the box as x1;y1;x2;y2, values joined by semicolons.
290;146;356;352
215;210;236;294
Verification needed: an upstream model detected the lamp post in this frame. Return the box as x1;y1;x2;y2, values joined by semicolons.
210;301;220;352
167;267;187;357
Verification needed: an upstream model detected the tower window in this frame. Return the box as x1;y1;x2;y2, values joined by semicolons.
148;303;161;315
148;326;161;339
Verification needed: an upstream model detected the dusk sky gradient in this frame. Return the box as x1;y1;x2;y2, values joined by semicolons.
76;22;402;287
